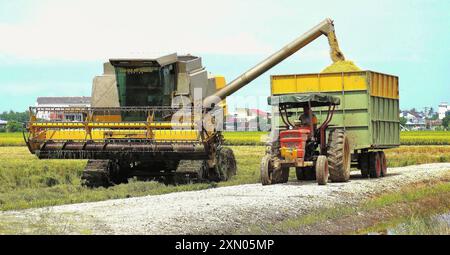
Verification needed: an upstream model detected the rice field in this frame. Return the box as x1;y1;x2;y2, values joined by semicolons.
400;131;450;145
0;132;24;146
0;145;449;211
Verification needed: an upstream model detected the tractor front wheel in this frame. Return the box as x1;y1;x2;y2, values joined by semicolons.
315;155;329;185
260;154;273;185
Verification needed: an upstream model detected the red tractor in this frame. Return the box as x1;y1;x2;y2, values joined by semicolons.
261;93;351;185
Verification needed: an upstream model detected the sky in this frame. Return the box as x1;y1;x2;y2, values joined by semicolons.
0;0;449;113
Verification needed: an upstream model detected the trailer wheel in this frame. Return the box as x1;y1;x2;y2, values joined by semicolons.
216;147;237;181
369;152;381;178
379;151;387;177
327;129;351;182
260;154;273;185
315;155;329;185
358;153;369;178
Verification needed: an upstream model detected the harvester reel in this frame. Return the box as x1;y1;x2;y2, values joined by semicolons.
327;129;351;182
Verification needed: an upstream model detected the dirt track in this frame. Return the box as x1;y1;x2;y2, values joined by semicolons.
1;163;450;234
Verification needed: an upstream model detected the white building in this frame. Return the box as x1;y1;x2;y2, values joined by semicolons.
438;102;450;120
35;97;91;121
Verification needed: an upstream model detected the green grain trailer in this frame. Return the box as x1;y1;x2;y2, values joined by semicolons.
270;70;400;178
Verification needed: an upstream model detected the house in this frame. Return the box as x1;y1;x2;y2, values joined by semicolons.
400;110;426;130
0;119;7;128
35;97;91;121
225;108;271;131
438;102;450;120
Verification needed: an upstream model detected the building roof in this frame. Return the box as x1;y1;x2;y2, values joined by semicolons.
36;97;91;105
0;120;7;124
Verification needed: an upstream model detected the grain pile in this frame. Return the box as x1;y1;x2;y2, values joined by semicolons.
321;60;361;73
322;29;361;73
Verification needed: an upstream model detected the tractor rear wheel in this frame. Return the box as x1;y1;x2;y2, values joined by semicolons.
260;154;273;185
315;155;329;185
327;129;351;182
379;151;387;177
369;152;381;178
215;147;237;181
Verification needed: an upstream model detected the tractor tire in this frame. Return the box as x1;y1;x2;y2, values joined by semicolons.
369;152;381;178
280;167;290;183
260;154;273;185
379;151;387;177
215;147;237;181
358;153;370;178
327;129;351;182
272;167;289;184
315;155;329;185
296;167;316;180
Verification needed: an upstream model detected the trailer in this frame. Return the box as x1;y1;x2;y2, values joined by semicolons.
269;70;400;179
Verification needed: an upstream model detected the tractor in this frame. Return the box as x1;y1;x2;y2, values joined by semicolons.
261;93;351;185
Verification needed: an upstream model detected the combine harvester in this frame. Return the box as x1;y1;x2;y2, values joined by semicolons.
24;18;398;187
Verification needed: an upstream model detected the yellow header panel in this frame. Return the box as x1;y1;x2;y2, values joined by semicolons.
44;129;200;141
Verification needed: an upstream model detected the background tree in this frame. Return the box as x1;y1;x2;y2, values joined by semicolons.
442;115;450;130
400;117;407;126
6;121;23;132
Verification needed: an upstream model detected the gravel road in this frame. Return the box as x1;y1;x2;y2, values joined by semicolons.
2;163;450;234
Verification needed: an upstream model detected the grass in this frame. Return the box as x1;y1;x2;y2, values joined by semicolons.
239;174;450;235
0;146;264;211
385;146;450;167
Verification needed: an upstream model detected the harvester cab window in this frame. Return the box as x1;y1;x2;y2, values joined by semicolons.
116;64;176;121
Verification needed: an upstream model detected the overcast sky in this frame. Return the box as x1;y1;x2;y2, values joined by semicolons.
0;0;449;112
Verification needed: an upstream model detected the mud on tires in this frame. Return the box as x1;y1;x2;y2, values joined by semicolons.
327;129;351;182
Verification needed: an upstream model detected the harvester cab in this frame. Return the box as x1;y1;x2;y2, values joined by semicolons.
261;93;350;186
